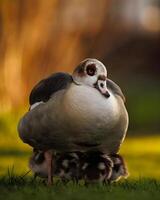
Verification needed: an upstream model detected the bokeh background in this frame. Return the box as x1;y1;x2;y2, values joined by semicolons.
0;0;160;179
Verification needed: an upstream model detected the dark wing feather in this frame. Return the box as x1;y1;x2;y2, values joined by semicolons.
107;79;126;102
29;72;72;105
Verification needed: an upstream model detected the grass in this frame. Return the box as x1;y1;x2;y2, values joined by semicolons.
0;174;160;200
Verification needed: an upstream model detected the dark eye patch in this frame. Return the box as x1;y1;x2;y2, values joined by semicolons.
114;164;120;172
101;170;106;175
34;152;45;164
86;64;96;76
65;168;70;173
69;162;77;169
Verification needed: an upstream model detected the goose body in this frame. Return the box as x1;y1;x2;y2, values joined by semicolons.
18;59;128;154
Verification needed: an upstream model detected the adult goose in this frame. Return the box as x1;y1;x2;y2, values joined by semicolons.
18;58;129;184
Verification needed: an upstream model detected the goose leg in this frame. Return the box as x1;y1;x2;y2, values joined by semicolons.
44;150;53;185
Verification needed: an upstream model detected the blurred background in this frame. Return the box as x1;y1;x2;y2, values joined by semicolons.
0;0;160;179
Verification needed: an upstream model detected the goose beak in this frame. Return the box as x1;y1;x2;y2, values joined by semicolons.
94;76;110;98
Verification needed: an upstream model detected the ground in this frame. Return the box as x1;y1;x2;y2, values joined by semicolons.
0;177;160;200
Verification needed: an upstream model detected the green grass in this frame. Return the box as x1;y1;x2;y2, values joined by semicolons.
0;175;160;200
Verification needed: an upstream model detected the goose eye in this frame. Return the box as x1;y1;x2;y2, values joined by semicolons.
100;83;104;88
86;64;96;76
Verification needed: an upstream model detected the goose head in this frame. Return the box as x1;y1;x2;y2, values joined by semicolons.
72;58;110;98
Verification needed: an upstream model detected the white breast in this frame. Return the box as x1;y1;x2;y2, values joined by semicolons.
61;84;121;132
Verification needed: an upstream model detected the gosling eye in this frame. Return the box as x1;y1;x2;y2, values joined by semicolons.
86;64;96;76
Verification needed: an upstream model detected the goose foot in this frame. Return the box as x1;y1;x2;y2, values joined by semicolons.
44;150;53;185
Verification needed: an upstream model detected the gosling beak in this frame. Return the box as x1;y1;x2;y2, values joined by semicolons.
94;76;110;98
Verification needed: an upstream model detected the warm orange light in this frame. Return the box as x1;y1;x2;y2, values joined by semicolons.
140;6;160;32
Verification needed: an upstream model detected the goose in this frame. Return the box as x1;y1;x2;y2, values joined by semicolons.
18;58;129;185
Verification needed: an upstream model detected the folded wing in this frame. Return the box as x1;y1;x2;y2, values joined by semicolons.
29;72;72;106
107;79;126;102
